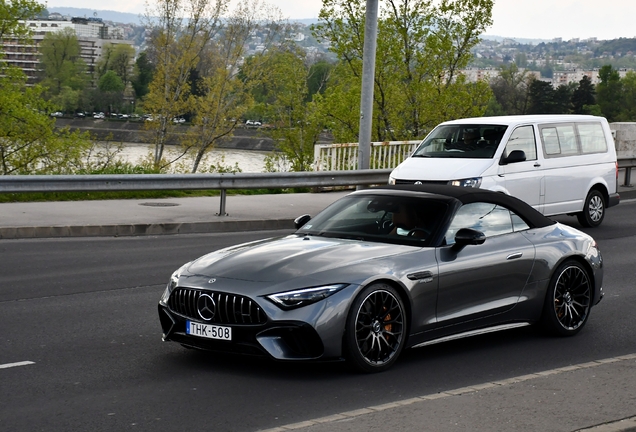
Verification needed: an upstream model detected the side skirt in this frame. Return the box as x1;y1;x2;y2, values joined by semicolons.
410;322;532;349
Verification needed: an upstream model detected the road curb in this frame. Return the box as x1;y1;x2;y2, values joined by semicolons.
0;219;295;239
258;354;636;432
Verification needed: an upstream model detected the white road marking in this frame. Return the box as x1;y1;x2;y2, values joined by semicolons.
0;361;35;369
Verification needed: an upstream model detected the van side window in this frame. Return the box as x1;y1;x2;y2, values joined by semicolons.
577;123;608;153
444;202;528;244
504;126;537;160
540;124;578;156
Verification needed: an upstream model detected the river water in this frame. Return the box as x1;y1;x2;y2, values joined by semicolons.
104;142;268;173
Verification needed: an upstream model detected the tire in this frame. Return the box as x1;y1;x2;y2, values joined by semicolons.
577;190;605;228
344;283;406;373
540;260;592;336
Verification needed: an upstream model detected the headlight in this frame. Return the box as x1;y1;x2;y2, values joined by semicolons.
160;263;190;304
388;176;396;185
266;284;348;310
449;177;482;188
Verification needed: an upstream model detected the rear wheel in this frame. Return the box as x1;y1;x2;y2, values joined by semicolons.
344;284;406;373
577;190;605;227
540;260;592;336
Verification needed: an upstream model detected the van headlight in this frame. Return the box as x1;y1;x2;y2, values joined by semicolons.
449;177;482;188
388;176;396;185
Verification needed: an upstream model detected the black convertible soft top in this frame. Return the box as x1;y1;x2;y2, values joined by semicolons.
362;184;556;229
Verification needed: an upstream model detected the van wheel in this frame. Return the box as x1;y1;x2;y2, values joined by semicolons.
576;190;605;228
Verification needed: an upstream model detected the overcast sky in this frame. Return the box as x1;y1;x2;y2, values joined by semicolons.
48;0;636;41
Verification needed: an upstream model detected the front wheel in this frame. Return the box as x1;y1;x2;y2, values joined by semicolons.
540;260;592;336
577;190;605;227
344;284;406;373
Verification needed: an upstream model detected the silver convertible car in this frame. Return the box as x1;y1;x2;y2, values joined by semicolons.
158;185;603;373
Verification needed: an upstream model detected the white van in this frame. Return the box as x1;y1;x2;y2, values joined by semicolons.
389;115;619;227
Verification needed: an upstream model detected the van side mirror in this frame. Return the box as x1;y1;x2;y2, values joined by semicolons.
294;214;312;229
451;228;486;252
501;150;526;165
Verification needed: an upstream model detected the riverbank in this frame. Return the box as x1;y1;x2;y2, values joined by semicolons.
55;118;335;152
111;142;268;172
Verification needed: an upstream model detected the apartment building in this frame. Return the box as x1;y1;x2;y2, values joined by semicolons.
459;66;632;88
0;15;133;85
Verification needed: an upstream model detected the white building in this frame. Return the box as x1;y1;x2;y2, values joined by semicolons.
1;16;132;85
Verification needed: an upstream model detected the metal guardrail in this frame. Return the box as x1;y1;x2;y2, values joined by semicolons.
0;169;393;216
2;157;635;216
618;158;636;187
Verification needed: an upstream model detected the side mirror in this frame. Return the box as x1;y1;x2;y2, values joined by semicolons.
451;228;486;252
294;214;312;229
501;149;526;165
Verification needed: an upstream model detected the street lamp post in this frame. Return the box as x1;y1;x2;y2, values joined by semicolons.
357;0;379;172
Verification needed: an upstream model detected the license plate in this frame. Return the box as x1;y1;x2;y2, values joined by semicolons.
186;321;232;341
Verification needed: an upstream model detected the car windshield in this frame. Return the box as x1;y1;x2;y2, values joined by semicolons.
411;124;508;159
296;194;448;247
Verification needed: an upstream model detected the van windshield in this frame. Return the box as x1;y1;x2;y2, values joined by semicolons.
411;124;508;159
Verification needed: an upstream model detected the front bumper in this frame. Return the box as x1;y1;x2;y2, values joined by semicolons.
159;304;327;360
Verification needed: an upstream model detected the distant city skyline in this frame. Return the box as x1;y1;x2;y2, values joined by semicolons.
47;0;636;41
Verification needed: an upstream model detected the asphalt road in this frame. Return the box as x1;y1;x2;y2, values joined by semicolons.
1;204;636;432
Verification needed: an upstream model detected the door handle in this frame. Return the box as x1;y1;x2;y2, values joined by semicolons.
407;271;434;282
507;252;523;260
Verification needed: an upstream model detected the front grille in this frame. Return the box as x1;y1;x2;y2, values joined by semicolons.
168;288;268;325
395;179;449;185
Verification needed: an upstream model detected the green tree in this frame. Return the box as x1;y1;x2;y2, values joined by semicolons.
0;0;45;40
96;43;136;86
131;51;154;99
313;0;494;143
617;71;636;121
553;83;575;113
39;27;88;99
0;2;92;175
571;75;596;114
0;68;91;174
98;70;125;93
527;79;574;114
596;65;623;121
97;70;125;113
253;48;322;172
489;64;531;115
171;0;290;173
307;60;333;100
142;0;229;168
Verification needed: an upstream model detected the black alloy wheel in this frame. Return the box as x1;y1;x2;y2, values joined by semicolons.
577;189;605;228
541;260;592;336
344;283;406;373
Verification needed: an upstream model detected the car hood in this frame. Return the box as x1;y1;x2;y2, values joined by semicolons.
184;234;413;283
391;157;493;181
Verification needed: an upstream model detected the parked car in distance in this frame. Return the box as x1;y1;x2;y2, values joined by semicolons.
245;120;262;127
74;112;85;118
158;184;604;373
389;115;619;227
173;117;186;124
50;111;63;117
93;112;105;119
